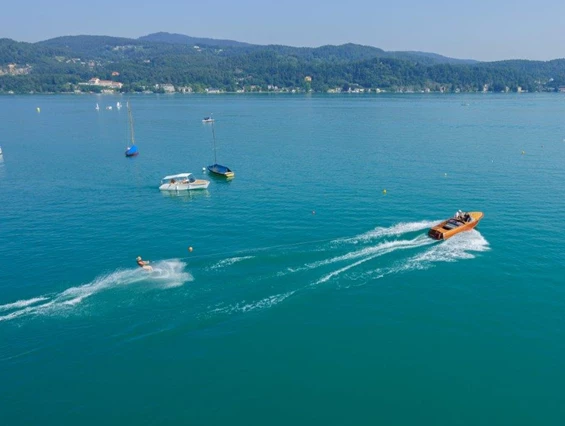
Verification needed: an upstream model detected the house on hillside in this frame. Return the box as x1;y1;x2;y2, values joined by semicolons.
155;84;175;93
80;78;123;90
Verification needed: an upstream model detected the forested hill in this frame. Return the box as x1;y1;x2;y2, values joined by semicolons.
137;32;477;65
138;32;253;48
1;34;565;94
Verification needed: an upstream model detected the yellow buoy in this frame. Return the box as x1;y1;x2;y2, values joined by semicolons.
382;189;387;194
521;150;525;155
188;246;193;252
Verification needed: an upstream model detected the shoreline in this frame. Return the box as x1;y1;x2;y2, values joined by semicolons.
0;90;558;96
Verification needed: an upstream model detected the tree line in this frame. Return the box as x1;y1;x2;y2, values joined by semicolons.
1;36;565;93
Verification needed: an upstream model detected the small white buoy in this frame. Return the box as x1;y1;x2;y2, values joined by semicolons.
202;167;206;172
36;107;40;113
188;246;193;252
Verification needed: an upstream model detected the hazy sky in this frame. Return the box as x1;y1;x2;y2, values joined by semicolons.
2;0;564;61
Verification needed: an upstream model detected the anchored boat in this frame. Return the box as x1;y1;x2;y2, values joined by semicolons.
207;118;234;178
159;173;210;191
428;211;484;240
125;101;139;157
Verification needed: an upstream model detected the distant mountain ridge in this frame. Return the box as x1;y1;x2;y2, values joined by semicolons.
1;33;565;94
138;32;252;48
138;32;478;65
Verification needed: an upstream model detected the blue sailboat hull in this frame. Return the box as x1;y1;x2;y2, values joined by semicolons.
125;145;138;157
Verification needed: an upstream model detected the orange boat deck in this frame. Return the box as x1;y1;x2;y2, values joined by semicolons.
428;211;484;240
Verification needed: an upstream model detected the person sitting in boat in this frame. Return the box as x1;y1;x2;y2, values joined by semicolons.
464;213;472;222
170;179;176;184
136;256;153;272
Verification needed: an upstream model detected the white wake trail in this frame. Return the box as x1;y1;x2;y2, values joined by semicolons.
0;259;192;322
314;235;433;285
354;230;490;285
336;220;439;245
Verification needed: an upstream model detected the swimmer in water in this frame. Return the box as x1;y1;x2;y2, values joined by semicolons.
136;256;153;272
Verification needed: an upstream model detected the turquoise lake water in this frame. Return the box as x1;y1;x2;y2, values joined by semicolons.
1;93;565;425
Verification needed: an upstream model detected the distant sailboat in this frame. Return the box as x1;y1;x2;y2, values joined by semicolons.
116;102;122;110
95;103;100;111
125;101;139;157
207;119;234;178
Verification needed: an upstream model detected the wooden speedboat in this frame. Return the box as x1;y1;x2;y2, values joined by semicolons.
428;211;484;240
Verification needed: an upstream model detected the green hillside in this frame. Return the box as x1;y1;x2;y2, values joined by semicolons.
0;34;564;94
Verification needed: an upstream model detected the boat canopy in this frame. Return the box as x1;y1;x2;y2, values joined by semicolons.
162;173;193;180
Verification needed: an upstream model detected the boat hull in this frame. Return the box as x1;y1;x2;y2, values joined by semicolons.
125;145;138;157
428;211;484;240
159;180;210;191
207;164;234;178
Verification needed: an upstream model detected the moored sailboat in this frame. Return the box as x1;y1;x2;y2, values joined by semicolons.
125;101;139;157
207;119;234;178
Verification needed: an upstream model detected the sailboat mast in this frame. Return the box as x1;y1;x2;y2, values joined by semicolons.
211;119;217;164
128;101;135;146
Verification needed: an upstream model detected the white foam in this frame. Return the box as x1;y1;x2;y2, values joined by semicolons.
357;230;490;282
406;230;490;268
0;301;56;322
313;235;433;285
209;291;295;316
209;256;255;270
0;297;49;312
0;259;192;322
337;220;439;244
309;235;432;270
149;259;193;287
275;224;436;278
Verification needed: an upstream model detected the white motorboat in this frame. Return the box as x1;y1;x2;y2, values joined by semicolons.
159;173;210;191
